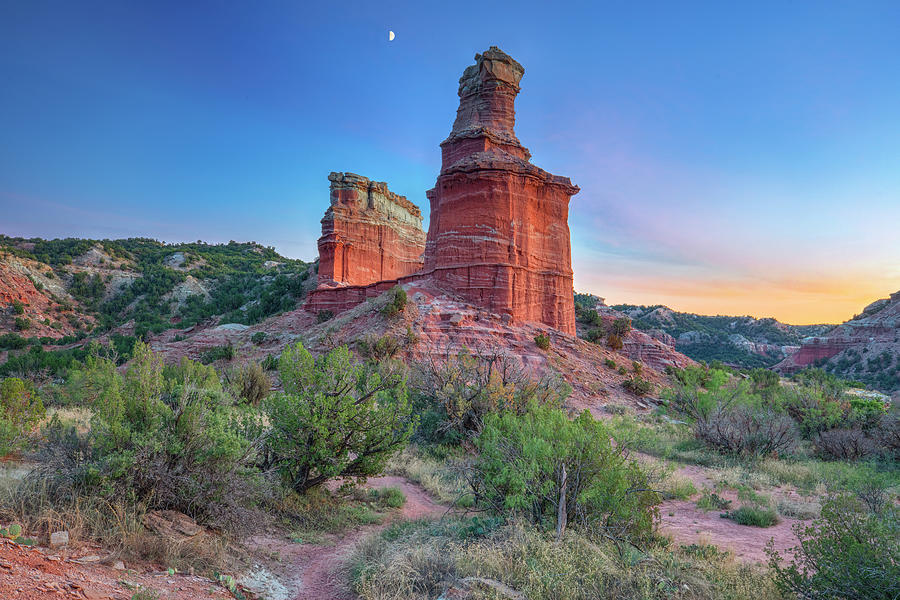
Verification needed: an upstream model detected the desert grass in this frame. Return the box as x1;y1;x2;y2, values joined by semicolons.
386;445;472;507
609;414;899;497
350;519;784;600
277;486;386;545
723;505;779;528
0;475;229;572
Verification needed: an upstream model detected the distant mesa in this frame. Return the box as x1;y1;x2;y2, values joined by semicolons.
306;46;580;334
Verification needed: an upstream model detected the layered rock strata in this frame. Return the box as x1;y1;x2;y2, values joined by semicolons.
776;290;900;378
308;48;579;336
422;47;579;335
317;172;425;286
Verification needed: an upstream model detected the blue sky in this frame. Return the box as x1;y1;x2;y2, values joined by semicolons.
1;1;898;323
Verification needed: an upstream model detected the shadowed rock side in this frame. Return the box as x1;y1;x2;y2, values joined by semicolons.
317;172;426;287
423;46;579;335
307;47;579;335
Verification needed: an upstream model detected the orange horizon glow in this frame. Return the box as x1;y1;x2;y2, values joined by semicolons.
575;270;899;325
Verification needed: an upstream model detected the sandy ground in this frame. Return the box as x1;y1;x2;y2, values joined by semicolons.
657;462;801;563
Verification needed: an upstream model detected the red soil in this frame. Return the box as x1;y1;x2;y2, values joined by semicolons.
293;477;445;600
0;538;231;600
659;499;799;564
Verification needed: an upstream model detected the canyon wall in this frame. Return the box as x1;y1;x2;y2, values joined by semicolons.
317;172;425;286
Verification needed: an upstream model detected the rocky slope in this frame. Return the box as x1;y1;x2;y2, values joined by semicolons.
775;290;900;393
145;281;687;413
0;236;310;349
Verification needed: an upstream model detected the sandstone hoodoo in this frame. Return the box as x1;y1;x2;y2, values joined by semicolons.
317;172;426;286
306;47;580;335
423;47;580;335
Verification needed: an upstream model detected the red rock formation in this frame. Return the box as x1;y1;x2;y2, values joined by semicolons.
317;172;425;286
306;48;579;336
422;47;579;335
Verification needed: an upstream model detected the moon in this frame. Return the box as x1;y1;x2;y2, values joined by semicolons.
389;30;395;41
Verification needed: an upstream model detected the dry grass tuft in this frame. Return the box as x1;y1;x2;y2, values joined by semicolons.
350;519;783;600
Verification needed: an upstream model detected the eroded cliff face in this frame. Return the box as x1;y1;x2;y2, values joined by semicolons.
422;47;580;335
317;172;425;287
308;48;579;335
775;291;900;393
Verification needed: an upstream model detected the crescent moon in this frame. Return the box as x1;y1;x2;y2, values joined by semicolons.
389;30;395;41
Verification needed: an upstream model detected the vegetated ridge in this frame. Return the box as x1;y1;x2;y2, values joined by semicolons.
776;290;900;393
605;297;833;368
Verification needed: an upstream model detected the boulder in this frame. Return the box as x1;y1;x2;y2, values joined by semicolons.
141;510;203;541
49;530;69;548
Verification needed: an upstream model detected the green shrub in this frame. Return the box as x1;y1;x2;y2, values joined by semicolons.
723;505;778;527
749;368;780;397
371;486;406;509
261;354;278;371
586;327;605;343
623;375;652;396
604;358;616;369
631;361;643;374
617;365;627;375
31;343;255;528
534;332;550;350
847;395;887;427
0;377;46;456
607;333;623;350
611;317;632;337
14;317;31;331
200;344;234;364
357;334;401;361
11;300;25;315
264;343;415;493
412;348;570;440
251;331;266;344
696;492;731;511
473;404;659;542
381;286;407;318
767;495;899;599
316;310;334;323
0;334;28;350
230;362;270;405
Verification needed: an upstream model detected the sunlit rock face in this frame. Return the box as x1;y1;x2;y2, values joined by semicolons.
308;47;579;336
317;172;425;286
422;47;580;335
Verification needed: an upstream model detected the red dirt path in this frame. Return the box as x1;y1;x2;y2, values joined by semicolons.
293;476;445;600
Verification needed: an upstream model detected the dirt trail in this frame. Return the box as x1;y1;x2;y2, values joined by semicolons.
657;461;800;562
628;451;801;562
242;476;447;600
294;476;446;600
